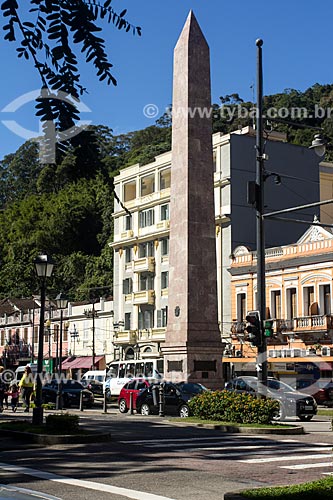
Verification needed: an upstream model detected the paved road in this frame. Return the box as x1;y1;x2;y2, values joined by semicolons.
0;408;331;500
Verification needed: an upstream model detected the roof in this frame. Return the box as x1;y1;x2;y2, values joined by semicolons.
62;355;105;370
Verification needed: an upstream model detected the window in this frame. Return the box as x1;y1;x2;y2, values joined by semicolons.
286;288;297;319
161;204;169;221
123;278;133;294
139;241;154;258
271;290;281;319
141;174;155;196
139;209;154;228
161;238;169;256
161;271;169;289
63;323;68;342
303;286;314;315
23;327;28;343
124;312;131;330
157;307;168;327
33;327;38;344
139;273;154;291
124;181;136;202
124;215;132;231
236;293;246;322
125;247;132;263
0;330;4;346
160;168;171;190
138;309;154;329
319;284;331;314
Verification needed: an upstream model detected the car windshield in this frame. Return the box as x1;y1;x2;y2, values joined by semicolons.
266;379;295;392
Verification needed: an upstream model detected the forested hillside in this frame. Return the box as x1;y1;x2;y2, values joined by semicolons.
0;83;332;300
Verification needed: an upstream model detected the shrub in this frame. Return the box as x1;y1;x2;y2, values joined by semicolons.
45;413;79;433
188;390;279;424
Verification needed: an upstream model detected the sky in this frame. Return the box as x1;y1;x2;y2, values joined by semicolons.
1;0;333;159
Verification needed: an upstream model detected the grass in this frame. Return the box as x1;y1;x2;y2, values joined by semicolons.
241;476;333;499
317;408;333;417
173;417;294;428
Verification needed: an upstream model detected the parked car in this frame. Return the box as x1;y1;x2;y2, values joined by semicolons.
290;379;333;405
118;378;151;413
42;379;94;408
136;381;208;418
225;376;317;421
81;378;104;398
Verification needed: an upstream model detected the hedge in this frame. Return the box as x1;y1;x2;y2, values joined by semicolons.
188;390;280;424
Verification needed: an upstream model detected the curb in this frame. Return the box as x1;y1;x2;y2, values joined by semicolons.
167;420;305;434
0;428;111;445
224;494;248;500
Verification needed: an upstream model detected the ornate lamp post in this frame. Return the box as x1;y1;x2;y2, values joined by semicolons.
55;292;68;410
32;253;54;426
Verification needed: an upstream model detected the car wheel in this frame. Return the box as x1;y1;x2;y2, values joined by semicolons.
299;415;313;421
119;399;128;413
272;403;285;421
140;403;151;416
179;404;190;418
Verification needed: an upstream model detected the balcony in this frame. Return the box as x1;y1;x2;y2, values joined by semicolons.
133;257;155;273
294;315;333;332
114;229;135;243
156;220;170;231
230;321;246;334
132;290;155;305
113;330;137;346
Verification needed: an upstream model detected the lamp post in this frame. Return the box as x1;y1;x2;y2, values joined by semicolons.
55;292;68;410
32;253;54;426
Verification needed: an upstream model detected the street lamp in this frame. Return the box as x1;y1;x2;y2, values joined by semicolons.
32;253;54;426
55;292;68;410
309;134;327;157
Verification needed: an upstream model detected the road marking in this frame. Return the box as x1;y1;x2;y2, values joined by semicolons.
239;453;332;463
280;462;333;470
119;435;274;444
0;463;176;500
191;445;332;455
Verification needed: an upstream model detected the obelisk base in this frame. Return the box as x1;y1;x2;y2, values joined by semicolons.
162;343;223;390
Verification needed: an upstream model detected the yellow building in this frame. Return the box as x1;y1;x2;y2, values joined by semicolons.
228;222;333;385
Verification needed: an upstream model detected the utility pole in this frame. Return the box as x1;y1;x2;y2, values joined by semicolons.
255;39;268;387
84;300;98;370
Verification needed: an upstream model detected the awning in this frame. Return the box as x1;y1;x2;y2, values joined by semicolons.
61;355;105;370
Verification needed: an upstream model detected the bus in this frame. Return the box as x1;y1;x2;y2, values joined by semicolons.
104;358;164;397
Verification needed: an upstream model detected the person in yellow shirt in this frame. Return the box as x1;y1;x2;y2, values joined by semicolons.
18;365;34;412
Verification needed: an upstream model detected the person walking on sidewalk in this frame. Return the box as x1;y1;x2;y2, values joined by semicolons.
7;383;19;412
19;365;34;412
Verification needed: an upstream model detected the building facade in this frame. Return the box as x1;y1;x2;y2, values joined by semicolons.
228;222;333;384
111;127;322;363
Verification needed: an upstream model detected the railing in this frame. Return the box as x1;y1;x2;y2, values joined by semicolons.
294;314;333;331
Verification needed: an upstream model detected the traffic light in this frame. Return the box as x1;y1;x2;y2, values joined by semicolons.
245;311;261;347
264;319;274;337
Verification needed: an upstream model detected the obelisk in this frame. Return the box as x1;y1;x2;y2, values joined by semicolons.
162;11;223;388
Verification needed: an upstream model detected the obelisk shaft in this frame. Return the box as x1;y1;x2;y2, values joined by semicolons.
163;11;223;388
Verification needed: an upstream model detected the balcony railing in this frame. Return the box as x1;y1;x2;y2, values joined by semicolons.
132;290;155;305
133;257;155;273
113;330;137;345
294;314;333;331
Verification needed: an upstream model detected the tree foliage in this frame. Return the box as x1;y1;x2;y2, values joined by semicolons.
1;0;141;129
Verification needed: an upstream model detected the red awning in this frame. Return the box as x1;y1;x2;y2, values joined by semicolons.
61;355;105;370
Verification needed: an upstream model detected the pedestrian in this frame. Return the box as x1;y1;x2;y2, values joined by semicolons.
6;383;19;412
18;365;34;412
0;366;7;412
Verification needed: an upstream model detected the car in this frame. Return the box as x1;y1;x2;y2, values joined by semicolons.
290;379;333;405
118;378;151;413
136;381;208;418
225;376;317;421
81;378;104;398
42;379;94;408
